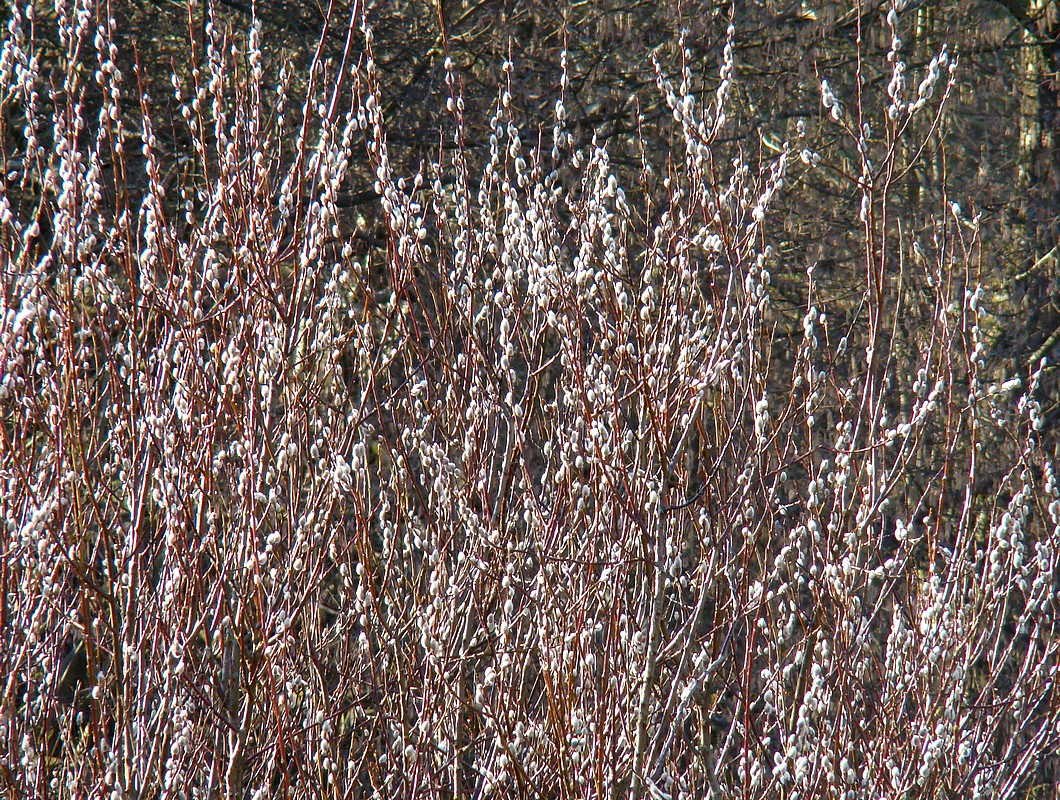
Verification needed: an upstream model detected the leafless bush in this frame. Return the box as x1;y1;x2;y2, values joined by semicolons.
1;2;1058;799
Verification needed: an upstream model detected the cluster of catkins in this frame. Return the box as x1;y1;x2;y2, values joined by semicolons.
2;1;1057;798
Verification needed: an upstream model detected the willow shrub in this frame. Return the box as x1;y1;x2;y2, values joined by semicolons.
2;2;1058;799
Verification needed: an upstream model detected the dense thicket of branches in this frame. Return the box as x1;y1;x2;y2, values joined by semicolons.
2;1;1059;798
8;0;1059;425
